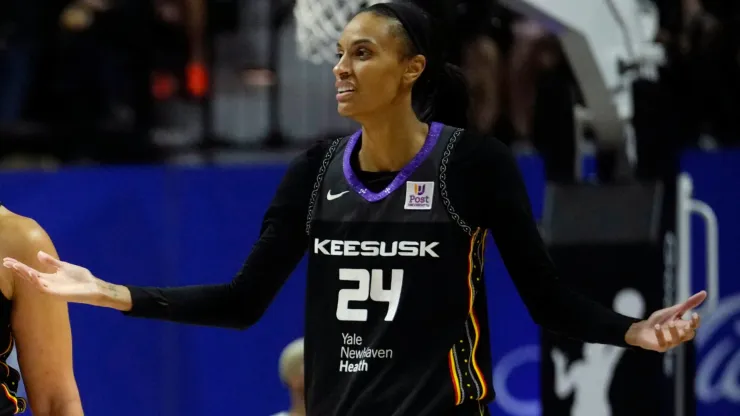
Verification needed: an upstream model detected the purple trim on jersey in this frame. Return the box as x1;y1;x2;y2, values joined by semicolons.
343;122;443;202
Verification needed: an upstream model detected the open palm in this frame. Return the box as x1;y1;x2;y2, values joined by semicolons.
627;291;706;352
2;251;98;302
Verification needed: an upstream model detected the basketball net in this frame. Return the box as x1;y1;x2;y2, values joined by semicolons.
293;0;388;65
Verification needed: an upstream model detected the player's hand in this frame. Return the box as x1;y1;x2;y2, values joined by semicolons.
3;251;98;303
550;348;566;368
625;291;706;352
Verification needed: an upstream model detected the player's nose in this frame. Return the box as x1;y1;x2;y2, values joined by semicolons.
333;56;351;80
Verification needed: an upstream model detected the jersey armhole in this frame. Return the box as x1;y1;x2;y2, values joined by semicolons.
305;136;344;235
439;128;475;236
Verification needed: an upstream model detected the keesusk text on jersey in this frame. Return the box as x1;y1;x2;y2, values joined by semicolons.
313;239;440;258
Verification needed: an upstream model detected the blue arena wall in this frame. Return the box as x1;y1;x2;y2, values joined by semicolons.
0;149;737;416
680;149;740;416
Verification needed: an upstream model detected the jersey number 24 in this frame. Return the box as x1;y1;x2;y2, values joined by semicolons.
336;268;403;322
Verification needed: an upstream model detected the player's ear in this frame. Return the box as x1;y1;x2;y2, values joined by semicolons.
403;54;426;85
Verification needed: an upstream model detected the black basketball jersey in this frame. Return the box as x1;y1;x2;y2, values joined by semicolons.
304;123;492;416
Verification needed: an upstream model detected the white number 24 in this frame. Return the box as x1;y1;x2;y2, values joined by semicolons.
336;268;403;322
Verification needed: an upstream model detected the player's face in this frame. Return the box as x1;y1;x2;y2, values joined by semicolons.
333;12;426;119
287;364;305;394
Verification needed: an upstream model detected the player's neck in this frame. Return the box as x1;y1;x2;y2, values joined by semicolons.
357;105;428;172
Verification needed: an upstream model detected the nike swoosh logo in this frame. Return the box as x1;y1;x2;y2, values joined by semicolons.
327;190;349;201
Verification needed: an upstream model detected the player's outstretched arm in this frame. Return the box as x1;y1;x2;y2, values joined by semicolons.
2;218;83;416
475;137;705;351
2;196;308;329
3;140;327;330
3;251;132;311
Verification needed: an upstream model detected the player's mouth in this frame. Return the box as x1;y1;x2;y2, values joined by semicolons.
336;88;355;102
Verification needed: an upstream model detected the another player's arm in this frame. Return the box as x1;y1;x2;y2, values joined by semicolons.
92;140;328;329
5;220;83;416
474;137;639;346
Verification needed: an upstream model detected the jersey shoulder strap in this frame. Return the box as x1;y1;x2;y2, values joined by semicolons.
437;127;476;236
305;135;346;235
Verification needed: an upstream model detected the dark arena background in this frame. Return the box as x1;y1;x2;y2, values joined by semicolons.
1;0;739;415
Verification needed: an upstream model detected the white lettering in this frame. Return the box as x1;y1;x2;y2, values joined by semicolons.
336;269;370;322
340;346;393;360
370;269;403;321
342;333;363;345
398;241;416;256
314;239;330;255
360;241;379;256
343;241;360;256
330;240;343;256
379;242;397;257
339;360;368;373
337;333;394;374
336;269;404;322
314;239;439;258
420;242;439;257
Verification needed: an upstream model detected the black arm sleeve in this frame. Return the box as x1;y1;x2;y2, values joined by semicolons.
466;136;639;346
122;140;330;329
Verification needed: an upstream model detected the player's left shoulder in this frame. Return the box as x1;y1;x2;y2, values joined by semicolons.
0;210;52;260
444;128;512;173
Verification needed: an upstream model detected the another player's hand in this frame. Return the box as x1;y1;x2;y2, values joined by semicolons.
550;348;566;368
3;251;98;303
625;291;706;352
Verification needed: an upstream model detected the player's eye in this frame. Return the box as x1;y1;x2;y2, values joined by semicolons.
354;48;371;60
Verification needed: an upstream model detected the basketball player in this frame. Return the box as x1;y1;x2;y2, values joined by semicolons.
4;2;704;416
271;338;305;416
0;205;83;415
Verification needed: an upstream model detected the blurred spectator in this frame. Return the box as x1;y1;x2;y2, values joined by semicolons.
631;0;740;179
455;0;509;136
481;12;576;181
653;0;740;148
410;0;507;136
442;1;577;180
0;0;46;123
3;0;738;169
51;0;140;129
151;0;208;100
507;19;550;150
1;0;195;163
41;0;164;163
271;337;305;416
461;35;502;135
